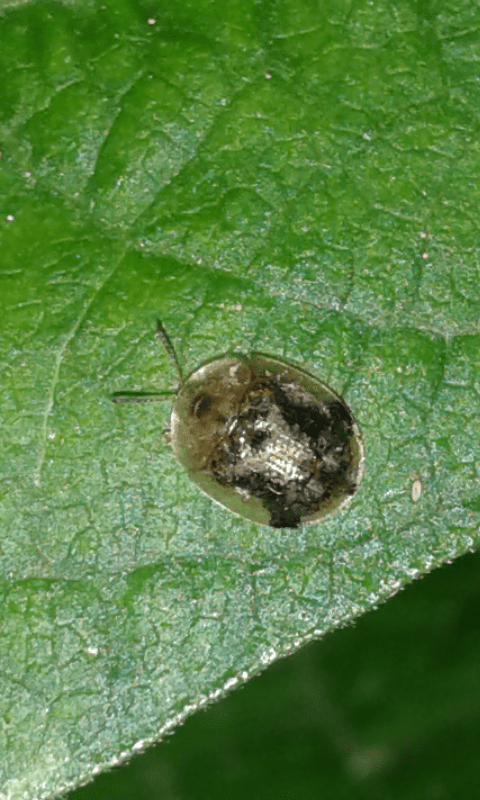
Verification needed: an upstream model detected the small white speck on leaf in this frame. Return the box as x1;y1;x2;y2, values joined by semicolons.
411;478;424;502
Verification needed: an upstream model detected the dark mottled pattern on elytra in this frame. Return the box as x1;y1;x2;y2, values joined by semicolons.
210;377;355;528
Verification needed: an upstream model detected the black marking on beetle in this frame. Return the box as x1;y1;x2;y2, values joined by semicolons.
191;392;215;419
208;376;356;528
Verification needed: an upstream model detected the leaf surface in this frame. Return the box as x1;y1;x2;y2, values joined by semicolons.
1;1;479;797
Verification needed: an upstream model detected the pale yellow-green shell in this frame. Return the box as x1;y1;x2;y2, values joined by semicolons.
170;354;364;527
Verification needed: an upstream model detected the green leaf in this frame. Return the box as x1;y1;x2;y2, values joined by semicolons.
1;0;479;797
67;549;480;800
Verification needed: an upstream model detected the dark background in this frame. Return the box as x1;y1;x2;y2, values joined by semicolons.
68;548;480;800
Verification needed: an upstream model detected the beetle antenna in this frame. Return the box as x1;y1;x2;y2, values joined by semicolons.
111;391;176;404
156;320;184;384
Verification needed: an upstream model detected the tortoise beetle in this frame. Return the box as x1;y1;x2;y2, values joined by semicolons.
112;322;364;529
